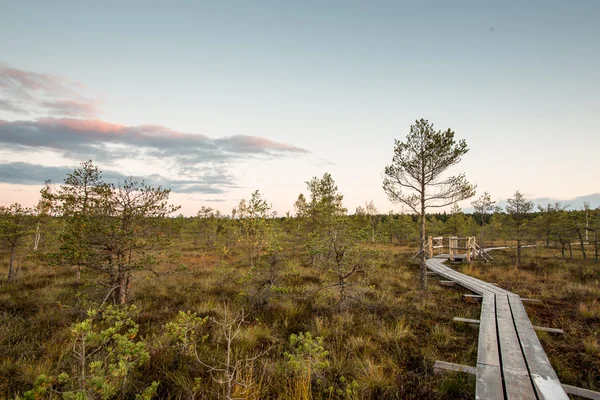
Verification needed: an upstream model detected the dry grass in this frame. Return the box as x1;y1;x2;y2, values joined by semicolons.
0;238;597;398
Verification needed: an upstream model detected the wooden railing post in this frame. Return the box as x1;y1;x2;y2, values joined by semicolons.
466;237;471;262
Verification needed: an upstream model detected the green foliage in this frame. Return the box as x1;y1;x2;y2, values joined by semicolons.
328;376;360;400
506;191;534;266
246;223;290;305
24;305;157;399
0;203;37;282
381;212;418;244
5;160;600;399
195;206;218;248
506;191;534;224
45;160;180;303
297;173;347;268
535;203;568;248
354;201;379;243
383;118;475;290
471;191;498;249
164;310;209;357
284;332;329;378
382;118;475;215
237;190;272;267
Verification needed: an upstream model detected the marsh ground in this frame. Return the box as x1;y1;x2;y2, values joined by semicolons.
0;239;598;399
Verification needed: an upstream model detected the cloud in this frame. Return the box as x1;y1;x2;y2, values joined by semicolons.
0;162;236;194
0;65;311;196
0;118;309;167
0;64;99;118
214;135;308;153
0;99;28;114
40;100;101;118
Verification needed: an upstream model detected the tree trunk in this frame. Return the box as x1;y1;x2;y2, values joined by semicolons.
559;236;567;261
419;199;427;291
593;230;598;264
516;238;521;268
119;272;129;304
33;220;41;252
576;224;587;259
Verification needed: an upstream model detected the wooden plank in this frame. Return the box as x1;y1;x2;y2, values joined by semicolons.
439;280;456;287
477;294;501;373
475;364;504;400
453;317;480;328
454;317;480;324
532;326;564;334
437;360;505;400
495;295;537;400
480;293;496;316
426;259;510;296
531;374;571;400
433;360;477;375
502;368;537;400
507;296;570;400
477;323;501;367
428;257;498;294
521;298;543;305
426;258;569;400
428;260;505;297
562;384;600;400
453;318;563;334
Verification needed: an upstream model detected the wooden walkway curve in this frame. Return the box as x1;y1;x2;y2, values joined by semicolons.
426;256;569;400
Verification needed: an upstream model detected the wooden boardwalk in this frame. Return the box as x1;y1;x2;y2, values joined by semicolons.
426;256;569;400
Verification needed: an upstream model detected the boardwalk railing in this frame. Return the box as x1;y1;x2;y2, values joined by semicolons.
413;236;493;261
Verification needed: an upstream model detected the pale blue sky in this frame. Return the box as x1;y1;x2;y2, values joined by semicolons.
0;1;599;215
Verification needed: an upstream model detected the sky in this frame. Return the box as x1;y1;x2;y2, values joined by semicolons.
0;1;599;216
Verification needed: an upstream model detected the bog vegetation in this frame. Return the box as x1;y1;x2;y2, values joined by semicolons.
1;121;599;399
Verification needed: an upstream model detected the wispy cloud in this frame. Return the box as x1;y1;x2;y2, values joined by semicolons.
0;162;237;194
214;135;307;153
0;64;100;118
40;99;101;118
0;118;309;166
0;98;28;114
0;117;309;194
0;65;311;196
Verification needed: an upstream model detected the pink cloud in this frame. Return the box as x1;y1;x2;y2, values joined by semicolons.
40;99;101;118
217;134;309;153
38;117;125;134
1;117;309;160
0;66;56;91
0;64;101;117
